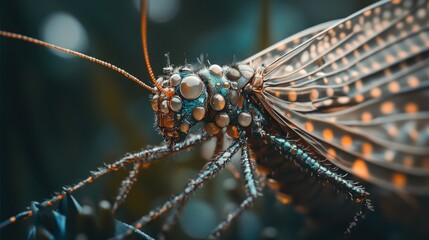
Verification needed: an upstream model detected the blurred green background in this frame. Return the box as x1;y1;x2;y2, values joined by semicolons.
2;0;428;239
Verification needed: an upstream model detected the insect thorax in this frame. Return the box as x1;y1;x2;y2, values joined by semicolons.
150;64;256;145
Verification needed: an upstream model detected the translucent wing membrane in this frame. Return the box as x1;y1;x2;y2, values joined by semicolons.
241;20;338;68
255;0;429;194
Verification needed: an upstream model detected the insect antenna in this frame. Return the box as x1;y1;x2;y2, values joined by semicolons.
140;0;172;97
0;31;157;94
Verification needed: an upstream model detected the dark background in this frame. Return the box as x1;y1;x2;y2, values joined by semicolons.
2;0;427;239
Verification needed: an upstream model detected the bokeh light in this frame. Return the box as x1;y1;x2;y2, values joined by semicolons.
41;12;88;58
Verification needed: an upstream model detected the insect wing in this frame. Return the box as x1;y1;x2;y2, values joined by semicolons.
241;20;339;68
254;0;429;194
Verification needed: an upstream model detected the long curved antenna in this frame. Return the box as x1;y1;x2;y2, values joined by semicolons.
141;0;172;97
0;31;157;94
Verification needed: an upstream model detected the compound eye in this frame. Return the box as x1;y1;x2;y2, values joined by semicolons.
180;75;203;100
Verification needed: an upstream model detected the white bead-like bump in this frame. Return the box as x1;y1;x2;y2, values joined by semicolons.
180;75;204;100
170;96;183;112
223;81;231;89
192;107;206;121
160;100;169;114
151;94;159;111
238;112;252;127
170;74;182;87
211;94;226;111
209;64;223;77
238;65;254;79
179;122;189;133
215;112;230;128
226;68;241;81
229;90;239;106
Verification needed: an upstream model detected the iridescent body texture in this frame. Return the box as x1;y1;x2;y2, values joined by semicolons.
148;0;429;235
1;0;429;239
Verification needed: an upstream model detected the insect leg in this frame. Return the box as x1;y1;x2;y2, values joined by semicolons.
208;143;260;239
158;133;226;237
113;162;143;212
158;133;227;238
0;134;209;229
115;140;243;239
262;132;373;233
158;200;186;239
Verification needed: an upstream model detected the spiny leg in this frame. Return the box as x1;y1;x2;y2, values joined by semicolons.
262;132;373;233
113;162;143;212
208;143;260;239
158;201;186;239
114;140;243;239
159;133;228;238
0;134;208;229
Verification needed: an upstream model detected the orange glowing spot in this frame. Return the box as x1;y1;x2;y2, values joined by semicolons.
371;61;381;70
385;150;395;161
355;80;363;89
87;177;93;183
405;102;418;114
410;44;420;53
352;159;370;180
361;112;372;122
142;162;152;168
47;201;53;206
364;9;372;16
409;128;419;142
385;55;395;64
397;50;407;58
406;15;414;24
392;173;407;187
335;77;342;84
276;43;286;51
363;44;370;52
362;142;373;156
341;135;353;149
10;217;16;223
310;89;319;100
392;0;401;5
57;194;63;200
288;91;297;102
323;129;334;141
304;122;314;132
371;88;382;98
381;101;395;114
388;81;400;93
28;211;33;217
387;125;398;137
276;192;293;204
327;148;336;158
355;94;364;103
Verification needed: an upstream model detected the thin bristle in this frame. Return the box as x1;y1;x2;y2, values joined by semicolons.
141;0;171;96
0;30;157;93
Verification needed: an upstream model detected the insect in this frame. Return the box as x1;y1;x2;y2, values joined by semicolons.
1;0;429;239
